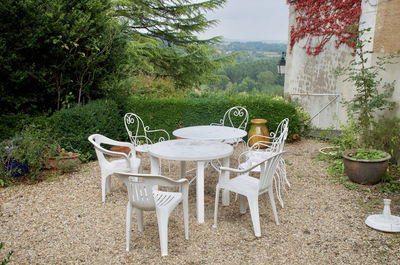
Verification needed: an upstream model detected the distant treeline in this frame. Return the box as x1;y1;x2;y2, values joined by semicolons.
220;41;287;53
206;42;287;95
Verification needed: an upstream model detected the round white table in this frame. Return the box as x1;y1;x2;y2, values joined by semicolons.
173;125;247;141
148;139;234;223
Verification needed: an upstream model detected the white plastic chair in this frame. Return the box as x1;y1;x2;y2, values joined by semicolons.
124;113;170;153
210;106;249;146
115;172;189;256
88;134;141;203
239;118;290;208
213;151;284;237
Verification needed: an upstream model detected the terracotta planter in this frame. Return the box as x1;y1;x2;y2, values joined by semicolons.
342;150;391;185
48;153;81;171
248;119;270;148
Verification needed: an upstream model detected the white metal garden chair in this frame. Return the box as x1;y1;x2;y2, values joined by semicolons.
239;118;290;208
115;172;189;256
88;134;141;203
124;113;170;152
213;151;284;237
210;106;249;146
124;112;170;172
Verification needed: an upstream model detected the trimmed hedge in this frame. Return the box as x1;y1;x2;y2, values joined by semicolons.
50;100;124;158
50;95;301;160
122;95;301;138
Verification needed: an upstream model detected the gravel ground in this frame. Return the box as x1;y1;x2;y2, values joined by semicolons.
1;138;399;264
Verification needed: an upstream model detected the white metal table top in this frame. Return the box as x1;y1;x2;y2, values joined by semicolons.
172;125;247;141
148;139;233;161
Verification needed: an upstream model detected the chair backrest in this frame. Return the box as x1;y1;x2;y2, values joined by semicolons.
273;118;289;152
88;134;112;167
271;118;289;140
115;173;185;210
258;151;284;192
249;118;288;153
124;113;152;147
219;106;249;130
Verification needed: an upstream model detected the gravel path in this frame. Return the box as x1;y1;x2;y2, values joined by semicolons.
1;138;399;264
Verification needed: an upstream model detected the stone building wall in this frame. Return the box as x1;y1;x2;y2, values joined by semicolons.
285;0;400;129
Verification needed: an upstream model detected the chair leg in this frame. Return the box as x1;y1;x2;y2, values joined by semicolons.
183;197;189;240
156;209;169;256
213;184;221;228
247;196;261;237
136;209;144;232
101;174;109;203
280;158;290;188
268;187;279;225
126;202;132;251
239;195;247;214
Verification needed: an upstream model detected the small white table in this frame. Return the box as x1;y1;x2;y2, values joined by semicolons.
173;125;247;141
148;139;233;223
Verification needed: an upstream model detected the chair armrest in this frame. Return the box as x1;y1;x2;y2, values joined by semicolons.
146;128;170;142
210;119;224;126
223;151;286;174
93;144;130;158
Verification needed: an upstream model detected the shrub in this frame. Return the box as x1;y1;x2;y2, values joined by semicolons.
0;113;32;142
0;122;58;181
50;99;123;160
368;116;400;164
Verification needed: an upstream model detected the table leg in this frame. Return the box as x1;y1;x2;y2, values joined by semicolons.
180;161;186;178
221;156;230;205
196;161;205;223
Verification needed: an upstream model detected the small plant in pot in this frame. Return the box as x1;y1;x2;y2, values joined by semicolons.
0;124;59;182
336;26;399;185
47;147;81;173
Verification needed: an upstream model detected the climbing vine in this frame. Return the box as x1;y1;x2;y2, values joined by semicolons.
287;0;362;55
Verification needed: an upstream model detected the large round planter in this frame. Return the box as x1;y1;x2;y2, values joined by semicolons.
248;119;270;148
342;150;391;185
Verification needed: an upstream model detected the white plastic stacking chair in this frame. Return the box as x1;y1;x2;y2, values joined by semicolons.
88;134;141;203
210;106;249;146
239;118;290;208
115;172;189;256
213;151;284;237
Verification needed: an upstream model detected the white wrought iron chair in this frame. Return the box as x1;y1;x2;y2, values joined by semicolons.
213;151;284;237
124;113;170;172
88;134;141;203
115;172;189;256
124;113;170;153
210;106;249;146
239;118;290;208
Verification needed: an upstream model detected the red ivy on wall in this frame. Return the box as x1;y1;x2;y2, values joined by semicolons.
287;0;362;55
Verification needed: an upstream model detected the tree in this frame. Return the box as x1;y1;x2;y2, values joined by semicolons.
256;71;275;86
0;0;127;113
113;0;231;88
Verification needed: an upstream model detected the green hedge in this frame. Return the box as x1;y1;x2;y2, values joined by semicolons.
50;95;301;160
122;95;301;137
50;99;124;158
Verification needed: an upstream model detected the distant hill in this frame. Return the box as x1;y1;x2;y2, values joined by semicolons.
220;41;286;53
216;41;287;63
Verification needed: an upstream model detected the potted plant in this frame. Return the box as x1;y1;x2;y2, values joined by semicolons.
336;26;398;185
0;124;59;180
47;147;81;172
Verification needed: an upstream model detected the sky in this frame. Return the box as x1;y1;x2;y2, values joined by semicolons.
198;0;289;43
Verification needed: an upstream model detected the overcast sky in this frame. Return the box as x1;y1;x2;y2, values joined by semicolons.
198;0;289;42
